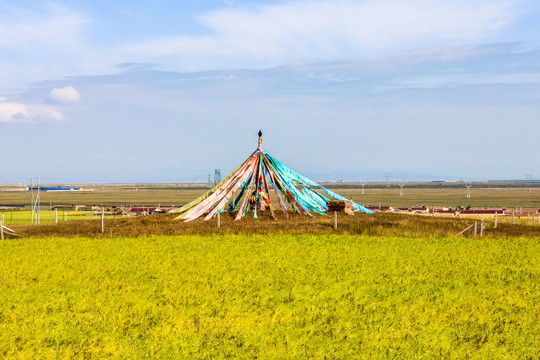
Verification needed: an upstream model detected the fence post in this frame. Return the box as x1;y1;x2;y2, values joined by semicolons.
217;212;221;228
512;210;515;224
64;211;67;221
334;211;338;230
480;218;484;236
101;208;104;233
55;208;58;224
474;221;477;237
0;220;3;240
494;212;497;228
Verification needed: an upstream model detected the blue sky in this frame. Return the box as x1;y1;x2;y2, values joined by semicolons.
1;0;540;183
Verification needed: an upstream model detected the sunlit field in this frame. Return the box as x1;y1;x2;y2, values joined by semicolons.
1;233;539;359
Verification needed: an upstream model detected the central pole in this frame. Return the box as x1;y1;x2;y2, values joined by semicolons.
257;130;263;150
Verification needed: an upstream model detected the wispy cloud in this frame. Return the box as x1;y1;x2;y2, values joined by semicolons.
0;0;535;92
124;0;528;63
0;2;102;92
0;2;90;49
378;72;540;91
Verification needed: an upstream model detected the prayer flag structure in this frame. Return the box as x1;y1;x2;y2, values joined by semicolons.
173;131;374;221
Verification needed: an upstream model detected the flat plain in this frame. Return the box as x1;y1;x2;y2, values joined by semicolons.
1;182;540;210
1;183;539;359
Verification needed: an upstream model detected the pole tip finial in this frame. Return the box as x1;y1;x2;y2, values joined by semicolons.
257;130;263;149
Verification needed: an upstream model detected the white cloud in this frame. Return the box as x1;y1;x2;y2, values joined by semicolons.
124;0;527;62
0;101;64;123
48;86;82;103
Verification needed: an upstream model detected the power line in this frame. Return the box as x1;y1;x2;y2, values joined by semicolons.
214;169;221;185
465;181;472;199
30;177;40;224
526;174;533;192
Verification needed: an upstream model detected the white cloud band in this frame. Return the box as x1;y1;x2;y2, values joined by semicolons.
124;0;526;61
0;101;64;123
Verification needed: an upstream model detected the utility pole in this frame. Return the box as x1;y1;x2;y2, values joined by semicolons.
466;181;472;199
30;177;40;224
526;174;533;192
361;180;366;195
399;180;404;197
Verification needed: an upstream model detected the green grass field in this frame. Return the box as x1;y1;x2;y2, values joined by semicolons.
1;234;538;359
0;210;101;225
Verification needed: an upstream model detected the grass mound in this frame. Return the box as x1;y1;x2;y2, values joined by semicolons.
12;211;540;238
